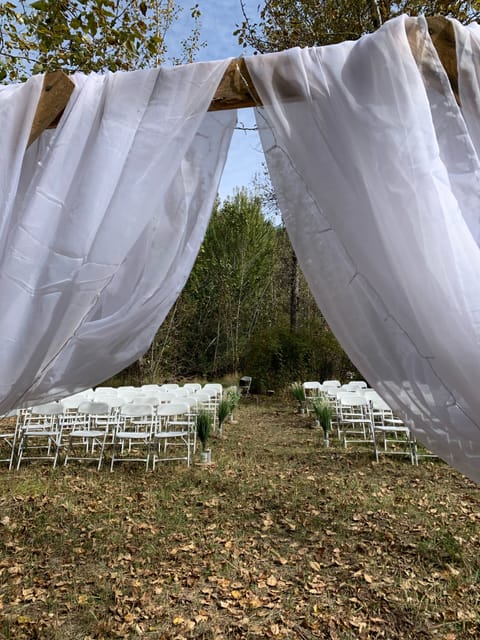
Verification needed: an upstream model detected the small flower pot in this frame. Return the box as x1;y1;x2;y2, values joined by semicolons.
200;449;212;464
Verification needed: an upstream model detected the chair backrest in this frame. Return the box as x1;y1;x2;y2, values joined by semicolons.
338;393;367;406
132;396;159;408
183;383;201;393
203;383;223;398
303;381;322;398
31;402;64;416
119;404;154;418
239;376;252;391
155;391;175;404
172;387;192;397
94;386;118;395
141;384;161;393
78;401;110;416
322;380;341;388
343;381;368;391
160;384;180;392
195;391;215;407
339;395;371;421
182;397;198;410
156;402;189;418
61;395;88;411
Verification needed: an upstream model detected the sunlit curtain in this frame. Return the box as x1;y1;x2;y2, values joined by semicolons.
247;16;480;483
0;61;236;412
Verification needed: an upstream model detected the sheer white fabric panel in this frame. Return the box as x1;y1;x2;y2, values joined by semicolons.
247;16;480;482
0;62;235;412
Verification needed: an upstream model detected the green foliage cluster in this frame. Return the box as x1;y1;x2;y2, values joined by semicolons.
242;323;356;394
236;0;480;54
0;0;203;82
117;190;358;390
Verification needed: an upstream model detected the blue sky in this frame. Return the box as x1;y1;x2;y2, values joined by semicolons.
166;0;265;201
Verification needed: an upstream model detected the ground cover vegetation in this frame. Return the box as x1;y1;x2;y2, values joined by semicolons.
0;398;479;639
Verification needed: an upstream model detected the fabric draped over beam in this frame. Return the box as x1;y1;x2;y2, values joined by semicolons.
2;15;480;482
247;15;480;482
0;61;236;411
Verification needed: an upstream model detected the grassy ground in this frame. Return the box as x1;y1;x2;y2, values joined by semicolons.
0;397;479;639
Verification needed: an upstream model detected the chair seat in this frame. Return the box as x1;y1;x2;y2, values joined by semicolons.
115;431;150;440
69;429;105;438
154;430;188;439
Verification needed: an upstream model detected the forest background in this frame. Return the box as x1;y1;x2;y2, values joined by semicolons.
1;0;478;393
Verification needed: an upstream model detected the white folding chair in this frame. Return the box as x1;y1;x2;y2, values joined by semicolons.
183;383;202;393
338;395;374;449
110;404;155;470
141;384;161;394
155;391;175;405
160;384;180;392
152;402;192;468
322;380;341;388
0;409;20;469
195;391;217;429
63;401;112;470
302;381;324;413
16;403;65;468
369;396;416;464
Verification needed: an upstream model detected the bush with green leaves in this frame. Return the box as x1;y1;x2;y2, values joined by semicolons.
242;324;356;394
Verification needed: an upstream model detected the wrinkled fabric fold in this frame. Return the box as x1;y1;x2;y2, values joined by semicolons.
0;61;236;412
247;15;480;482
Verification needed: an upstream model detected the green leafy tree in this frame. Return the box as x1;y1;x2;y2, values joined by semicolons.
0;0;203;81
186;190;279;375
146;190;280;380
236;0;480;54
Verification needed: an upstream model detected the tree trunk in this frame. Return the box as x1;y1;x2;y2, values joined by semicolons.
289;249;299;332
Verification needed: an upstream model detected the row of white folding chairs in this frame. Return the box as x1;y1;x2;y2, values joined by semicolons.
303;380;368;397
1;400;198;470
336;391;418;464
301;383;417;464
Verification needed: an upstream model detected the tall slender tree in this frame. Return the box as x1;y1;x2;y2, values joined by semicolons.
147;190;280;380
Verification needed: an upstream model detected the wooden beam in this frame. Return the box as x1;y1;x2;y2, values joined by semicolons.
28;16;459;146
209;57;262;111
407;15;459;105
28;70;75;147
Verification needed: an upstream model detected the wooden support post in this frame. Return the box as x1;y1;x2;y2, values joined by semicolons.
27;16;459;146
209;57;261;111
406;15;459;105
28;71;75;147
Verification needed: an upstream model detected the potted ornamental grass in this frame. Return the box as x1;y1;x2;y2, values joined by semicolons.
225;386;241;423
217;398;231;436
311;397;333;446
196;410;213;464
290;382;307;414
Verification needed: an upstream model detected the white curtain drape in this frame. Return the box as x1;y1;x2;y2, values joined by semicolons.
247;16;480;483
0;61;236;413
